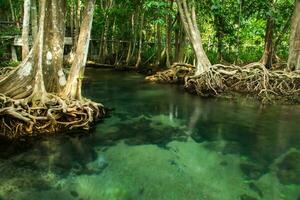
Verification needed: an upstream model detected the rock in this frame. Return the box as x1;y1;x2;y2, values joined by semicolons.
276;151;300;185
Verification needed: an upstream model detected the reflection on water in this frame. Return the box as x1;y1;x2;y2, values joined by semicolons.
0;69;300;200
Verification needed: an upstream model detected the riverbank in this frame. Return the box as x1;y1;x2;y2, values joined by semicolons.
146;63;300;104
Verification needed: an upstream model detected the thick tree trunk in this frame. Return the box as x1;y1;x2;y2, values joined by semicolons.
288;0;300;71
176;0;211;75
174;14;186;63
260;18;275;68
22;0;31;60
62;0;95;100
32;0;47;97
43;0;67;93
0;0;65;98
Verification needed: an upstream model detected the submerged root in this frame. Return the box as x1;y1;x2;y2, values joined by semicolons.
0;93;105;139
148;62;300;103
145;63;195;84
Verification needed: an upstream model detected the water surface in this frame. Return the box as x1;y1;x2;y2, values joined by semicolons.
0;69;300;200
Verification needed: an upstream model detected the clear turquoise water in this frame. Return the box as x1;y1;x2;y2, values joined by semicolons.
0;69;300;200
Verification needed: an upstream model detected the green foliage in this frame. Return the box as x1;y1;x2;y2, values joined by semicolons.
0;60;20;68
0;0;296;66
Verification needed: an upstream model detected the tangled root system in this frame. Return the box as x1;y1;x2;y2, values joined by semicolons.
0;93;105;139
145;63;195;83
147;62;300;103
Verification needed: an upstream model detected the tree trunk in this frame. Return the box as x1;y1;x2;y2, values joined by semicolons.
135;12;144;68
0;0;46;99
111;17;116;55
8;0;16;22
174;13;186;63
101;15;109;62
156;23;162;66
32;0;47;97
0;0;65;98
31;0;38;41
260;18;275;68
130;13;137;64
43;0;67;93
74;0;81;47
260;0;276;68
166;2;173;68
125;13;134;65
62;0;95;100
288;0;300;70
22;0;31;60
11;46;18;61
176;0;211;75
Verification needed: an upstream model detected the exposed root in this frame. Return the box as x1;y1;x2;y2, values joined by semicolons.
148;62;300;103
145;63;195;83
0;93;105;139
0;67;15;77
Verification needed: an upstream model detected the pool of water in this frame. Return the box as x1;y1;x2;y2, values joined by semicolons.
0;69;300;200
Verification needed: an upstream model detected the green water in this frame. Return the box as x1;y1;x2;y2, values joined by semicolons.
0;69;300;200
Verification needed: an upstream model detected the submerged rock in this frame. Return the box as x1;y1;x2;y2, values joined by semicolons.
276;151;300;185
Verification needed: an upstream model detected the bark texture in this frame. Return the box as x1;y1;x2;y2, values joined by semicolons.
43;0;67;93
62;0;96;100
22;0;31;60
176;0;211;75
288;0;300;70
260;18;275;68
